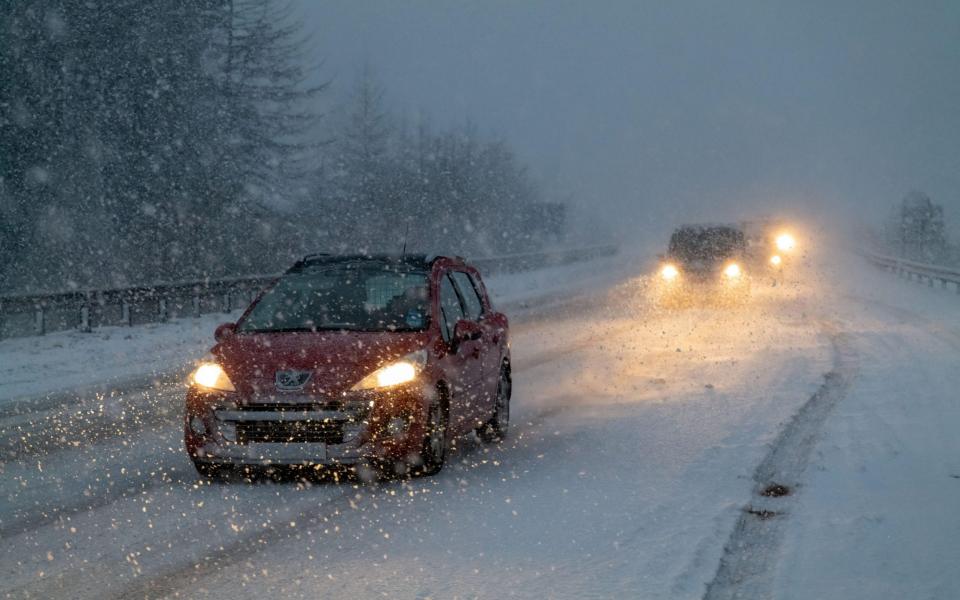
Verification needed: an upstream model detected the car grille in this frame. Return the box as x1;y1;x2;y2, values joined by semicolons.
235;420;345;444
241;398;370;416
243;400;343;411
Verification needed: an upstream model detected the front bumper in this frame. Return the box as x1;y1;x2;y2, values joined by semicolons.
192;409;370;466
185;385;429;467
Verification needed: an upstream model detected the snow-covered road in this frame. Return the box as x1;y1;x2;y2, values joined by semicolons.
2;250;958;599
770;257;960;600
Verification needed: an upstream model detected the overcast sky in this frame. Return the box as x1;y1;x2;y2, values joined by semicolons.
298;1;960;238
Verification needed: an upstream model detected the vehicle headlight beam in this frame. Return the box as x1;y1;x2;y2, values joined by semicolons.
192;362;236;392
352;350;427;391
775;233;796;252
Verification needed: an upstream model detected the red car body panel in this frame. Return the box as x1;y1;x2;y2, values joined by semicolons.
184;256;509;470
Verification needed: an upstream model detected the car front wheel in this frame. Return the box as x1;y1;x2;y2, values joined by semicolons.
414;395;448;476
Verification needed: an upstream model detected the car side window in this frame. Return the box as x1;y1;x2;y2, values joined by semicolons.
451;271;483;321
438;274;465;343
468;272;492;309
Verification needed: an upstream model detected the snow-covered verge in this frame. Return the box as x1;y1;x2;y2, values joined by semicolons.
0;252;638;412
0;310;243;417
769;252;960;599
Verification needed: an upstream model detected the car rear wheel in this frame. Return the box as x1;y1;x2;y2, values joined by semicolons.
478;364;511;443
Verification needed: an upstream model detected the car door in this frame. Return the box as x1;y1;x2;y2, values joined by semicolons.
437;272;484;432
450;270;496;416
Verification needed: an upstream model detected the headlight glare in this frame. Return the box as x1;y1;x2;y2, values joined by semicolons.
724;263;742;278
775;233;796;252
661;264;679;281
352;350;427;391
770;254;782;266
192;362;236;392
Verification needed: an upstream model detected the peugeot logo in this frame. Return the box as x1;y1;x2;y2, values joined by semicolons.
275;370;312;391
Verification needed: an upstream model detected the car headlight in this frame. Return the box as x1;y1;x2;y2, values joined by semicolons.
192;362;236;392
352;350;427;391
775;233;796;252
661;264;679;281
770;254;782;266
724;263;742;278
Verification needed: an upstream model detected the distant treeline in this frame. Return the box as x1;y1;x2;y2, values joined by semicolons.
0;1;559;294
882;191;958;266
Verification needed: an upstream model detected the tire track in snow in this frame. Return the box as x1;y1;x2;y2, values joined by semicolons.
702;322;858;600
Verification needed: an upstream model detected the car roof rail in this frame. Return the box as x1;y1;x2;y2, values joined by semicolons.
425;254;467;265
284;252;330;272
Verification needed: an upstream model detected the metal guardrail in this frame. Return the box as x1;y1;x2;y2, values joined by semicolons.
864;251;960;293
0;245;618;339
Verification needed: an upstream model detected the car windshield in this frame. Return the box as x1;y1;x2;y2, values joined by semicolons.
669;226;746;263
238;262;429;333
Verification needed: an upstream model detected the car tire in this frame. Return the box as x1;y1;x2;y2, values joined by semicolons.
414;392;449;477
478;363;511;443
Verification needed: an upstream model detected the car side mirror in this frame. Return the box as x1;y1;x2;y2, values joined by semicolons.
214;322;237;343
452;319;482;349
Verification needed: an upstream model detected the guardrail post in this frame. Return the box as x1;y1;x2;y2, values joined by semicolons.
192;293;201;318
121;301;132;326
158;298;168;322
35;306;45;335
221;292;231;313
79;304;91;333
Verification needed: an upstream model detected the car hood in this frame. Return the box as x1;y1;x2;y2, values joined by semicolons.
214;330;429;399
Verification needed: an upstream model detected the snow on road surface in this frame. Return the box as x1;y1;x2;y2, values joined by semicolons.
769;254;960;600
1;248;958;599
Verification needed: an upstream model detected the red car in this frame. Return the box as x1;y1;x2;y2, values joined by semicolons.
184;254;511;478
